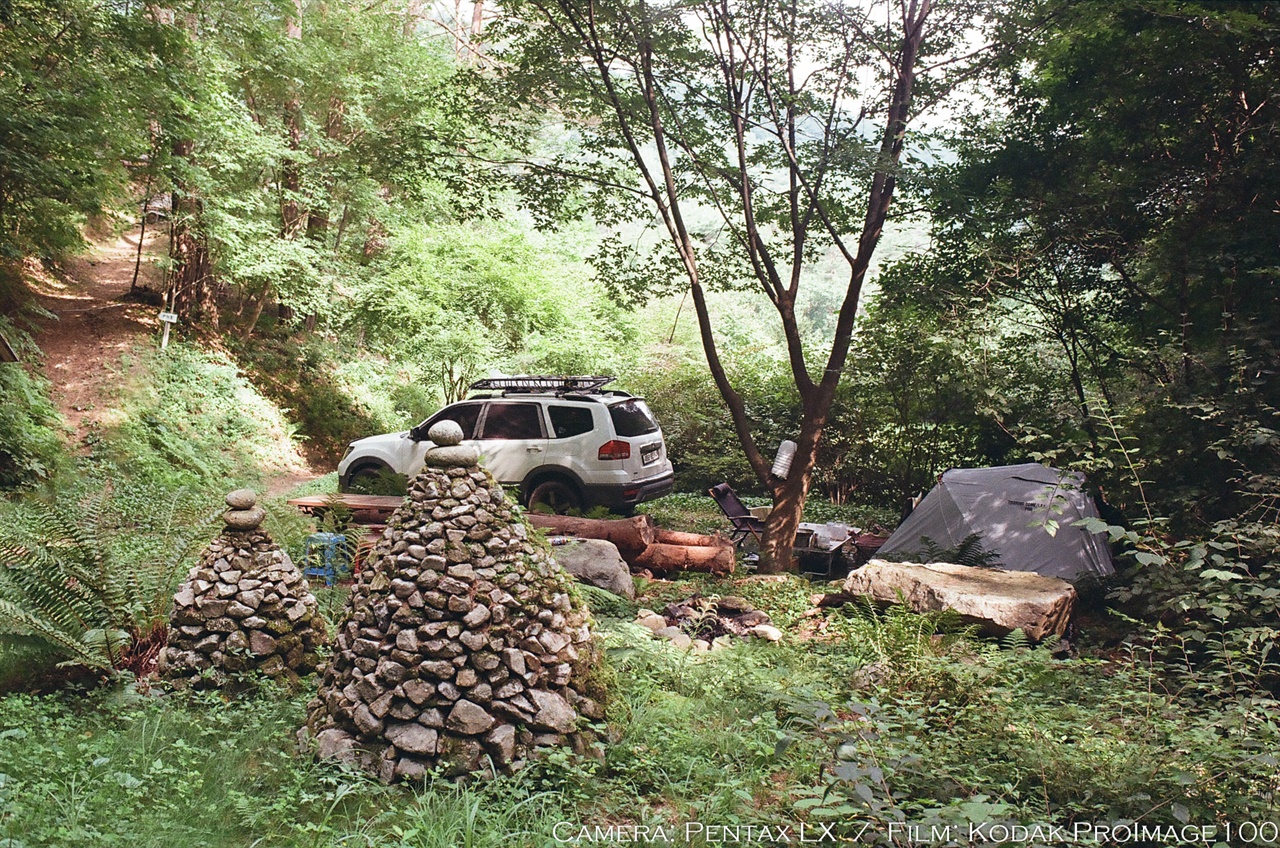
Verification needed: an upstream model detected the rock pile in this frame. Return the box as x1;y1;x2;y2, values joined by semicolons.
159;489;328;687
635;595;782;650
302;421;604;782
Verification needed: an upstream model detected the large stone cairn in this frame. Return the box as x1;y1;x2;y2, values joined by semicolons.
158;489;328;687
302;421;604;783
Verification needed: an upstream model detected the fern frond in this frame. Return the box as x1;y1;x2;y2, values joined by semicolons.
1001;628;1031;650
576;583;638;619
913;533;1002;569
0;486;225;671
0;549;104;636
0;598;110;669
144;505;221;624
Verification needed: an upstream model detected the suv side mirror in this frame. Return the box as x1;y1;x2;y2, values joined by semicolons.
408;424;427;441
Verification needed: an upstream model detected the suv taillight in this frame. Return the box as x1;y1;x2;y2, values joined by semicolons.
598;439;631;460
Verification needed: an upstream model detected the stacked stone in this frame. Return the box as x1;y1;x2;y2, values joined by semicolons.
158;489;328;688
302;421;604;782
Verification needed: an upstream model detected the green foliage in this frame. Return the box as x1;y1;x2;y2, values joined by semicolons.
0;490;216;673
919;0;1280;527
153;0;478;328
0;366;63;486
908;533;1004;569
823;286;1013;507
0;352;65;489
0;573;1274;845
351;221;635;404
1096;512;1280;698
0;337;317;680
629;350;763;494
789;646;1280;839
0;1;177;259
575;583;638;621
229;334;391;464
88;344;305;494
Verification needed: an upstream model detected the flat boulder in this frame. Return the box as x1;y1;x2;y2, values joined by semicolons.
550;538;635;600
841;560;1077;642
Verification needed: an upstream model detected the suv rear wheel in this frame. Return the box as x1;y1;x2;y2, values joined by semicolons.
526;479;583;515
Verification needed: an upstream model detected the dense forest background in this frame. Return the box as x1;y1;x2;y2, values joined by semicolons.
0;0;1278;842
3;0;1277;665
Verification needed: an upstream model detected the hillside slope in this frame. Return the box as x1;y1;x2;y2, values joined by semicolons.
21;224;316;494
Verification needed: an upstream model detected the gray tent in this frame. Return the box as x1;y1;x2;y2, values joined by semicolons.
879;464;1114;582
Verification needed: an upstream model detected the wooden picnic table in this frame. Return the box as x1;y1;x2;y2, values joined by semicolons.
286;493;402;522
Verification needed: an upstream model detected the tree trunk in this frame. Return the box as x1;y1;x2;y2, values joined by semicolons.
280;0;305;238
169;156;216;330
404;0;422;37
241;283;271;340
165;14;216;330
130;164;155;294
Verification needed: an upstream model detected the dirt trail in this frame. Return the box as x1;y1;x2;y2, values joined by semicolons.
28;225;320;495
28;226;163;441
265;470;322;498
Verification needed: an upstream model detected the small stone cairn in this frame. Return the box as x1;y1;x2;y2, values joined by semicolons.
302;421;604;783
158;489;328;687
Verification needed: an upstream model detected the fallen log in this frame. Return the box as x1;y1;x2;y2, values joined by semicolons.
633;543;735;576
654;528;731;548
526;513;657;556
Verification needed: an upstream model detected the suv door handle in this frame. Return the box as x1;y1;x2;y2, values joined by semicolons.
526;446;543;452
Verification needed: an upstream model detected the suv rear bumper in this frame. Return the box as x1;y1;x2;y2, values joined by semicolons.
585;470;675;509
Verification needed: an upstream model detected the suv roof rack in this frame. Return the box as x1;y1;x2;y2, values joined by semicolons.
468;375;617;395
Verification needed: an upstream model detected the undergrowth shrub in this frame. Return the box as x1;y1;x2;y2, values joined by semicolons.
89;344;305;494
229;335;399;464
787;642;1280;842
1098;513;1280;699
598;625;813;821
825;598;976;704
0;318;65;490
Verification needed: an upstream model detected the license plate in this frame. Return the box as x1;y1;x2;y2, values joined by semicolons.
642;448;660;465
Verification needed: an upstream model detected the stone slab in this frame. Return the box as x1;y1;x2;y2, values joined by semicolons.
841;559;1077;642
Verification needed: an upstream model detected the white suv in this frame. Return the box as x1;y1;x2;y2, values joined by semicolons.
337;376;674;514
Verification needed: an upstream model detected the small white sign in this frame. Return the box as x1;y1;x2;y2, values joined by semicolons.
158;312;179;324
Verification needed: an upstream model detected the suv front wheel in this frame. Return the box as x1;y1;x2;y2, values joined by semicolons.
526;478;583;515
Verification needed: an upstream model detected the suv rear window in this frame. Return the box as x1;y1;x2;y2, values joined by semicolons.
548;405;595;439
608;399;659;437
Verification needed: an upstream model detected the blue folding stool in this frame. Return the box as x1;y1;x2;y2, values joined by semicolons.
302;532;349;586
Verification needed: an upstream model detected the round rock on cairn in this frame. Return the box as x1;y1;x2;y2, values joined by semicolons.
158;489;328;688
302;421;605;782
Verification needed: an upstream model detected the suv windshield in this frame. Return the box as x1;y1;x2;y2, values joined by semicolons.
608;399;659;437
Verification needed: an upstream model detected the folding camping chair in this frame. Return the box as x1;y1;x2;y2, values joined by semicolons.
707;483;766;546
